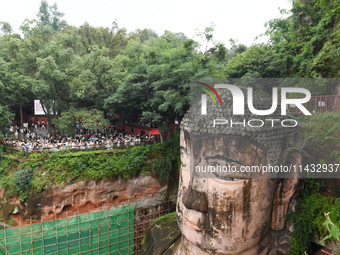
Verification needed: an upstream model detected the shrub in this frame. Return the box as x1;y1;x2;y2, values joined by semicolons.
0;140;179;199
14;168;34;202
302;112;340;162
289;180;340;254
150;131;180;182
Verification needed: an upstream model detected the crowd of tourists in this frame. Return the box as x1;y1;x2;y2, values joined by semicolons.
3;124;158;152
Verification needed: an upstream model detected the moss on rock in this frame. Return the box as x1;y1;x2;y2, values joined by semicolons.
141;212;181;255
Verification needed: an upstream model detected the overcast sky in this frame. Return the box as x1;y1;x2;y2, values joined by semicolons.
1;0;292;47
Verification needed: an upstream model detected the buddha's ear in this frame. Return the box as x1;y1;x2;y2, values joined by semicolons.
271;150;301;231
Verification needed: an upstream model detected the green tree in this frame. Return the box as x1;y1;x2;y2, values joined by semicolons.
195;24;228;77
227;39;247;61
104;31;215;142
0;22;12;35
129;28;158;43
264;0;340;84
0;35;36;126
0;57;13;132
68;44;121;111
78;21;128;57
224;44;281;79
54;107;109;136
37;0;67;33
0;105;14;138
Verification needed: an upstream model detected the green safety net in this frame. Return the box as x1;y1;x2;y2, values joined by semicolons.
0;204;135;255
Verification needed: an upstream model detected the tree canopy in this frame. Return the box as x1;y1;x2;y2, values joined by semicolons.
0;0;338;138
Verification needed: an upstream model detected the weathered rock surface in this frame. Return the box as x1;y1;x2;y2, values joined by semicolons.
1;174;176;226
141;212;181;255
175;83;304;254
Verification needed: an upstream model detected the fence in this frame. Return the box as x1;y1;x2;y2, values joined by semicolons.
0;202;175;255
287;95;340;116
2;141;157;155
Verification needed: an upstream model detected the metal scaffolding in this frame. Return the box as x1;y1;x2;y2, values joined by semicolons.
0;202;175;255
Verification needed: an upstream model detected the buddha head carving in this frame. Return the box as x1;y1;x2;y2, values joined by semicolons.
176;84;302;255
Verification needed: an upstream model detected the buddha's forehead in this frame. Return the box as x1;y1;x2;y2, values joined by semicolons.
192;135;267;165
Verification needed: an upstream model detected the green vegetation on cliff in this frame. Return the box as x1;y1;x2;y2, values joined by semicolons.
289;181;340;254
0;132;180;202
303;112;340;162
289;113;340;254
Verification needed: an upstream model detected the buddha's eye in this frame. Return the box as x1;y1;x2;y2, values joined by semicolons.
205;159;223;165
211;172;242;181
181;162;188;167
180;146;189;156
200;155;249;181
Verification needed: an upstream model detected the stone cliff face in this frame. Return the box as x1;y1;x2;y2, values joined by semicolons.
1;174;176;226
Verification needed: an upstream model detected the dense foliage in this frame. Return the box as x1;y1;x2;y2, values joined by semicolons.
302;112;340;162
150;131;180;182
14;168;34;202
289;115;340;254
54;107;109;136
0;0;337;137
289;180;340;254
223;0;339;94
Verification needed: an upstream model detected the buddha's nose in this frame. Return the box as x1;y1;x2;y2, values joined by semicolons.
182;184;208;213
